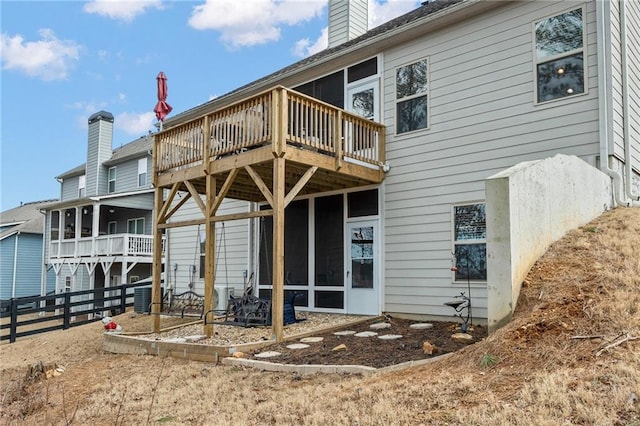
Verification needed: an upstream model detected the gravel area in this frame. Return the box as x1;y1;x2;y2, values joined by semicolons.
135;312;372;345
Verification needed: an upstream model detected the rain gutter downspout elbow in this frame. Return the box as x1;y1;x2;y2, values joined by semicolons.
596;0;633;207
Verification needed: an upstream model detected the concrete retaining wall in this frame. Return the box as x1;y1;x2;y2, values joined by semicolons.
485;154;613;332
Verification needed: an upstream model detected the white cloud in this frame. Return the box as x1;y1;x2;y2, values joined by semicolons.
83;0;164;22
188;0;326;48
0;29;81;81
369;0;421;28
293;26;327;58
115;111;156;135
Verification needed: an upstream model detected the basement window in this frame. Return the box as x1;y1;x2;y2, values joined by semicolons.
452;203;486;282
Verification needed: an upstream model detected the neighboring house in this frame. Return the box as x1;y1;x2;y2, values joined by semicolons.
42;111;158;306
0;200;58;301
152;0;639;335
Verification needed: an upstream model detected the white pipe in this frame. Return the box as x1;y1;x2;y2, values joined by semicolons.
596;0;633;207
11;232;20;298
620;0;640;202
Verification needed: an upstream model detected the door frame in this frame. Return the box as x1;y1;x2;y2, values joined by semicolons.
345;219;381;315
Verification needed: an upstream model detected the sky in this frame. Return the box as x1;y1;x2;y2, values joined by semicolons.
0;0;422;211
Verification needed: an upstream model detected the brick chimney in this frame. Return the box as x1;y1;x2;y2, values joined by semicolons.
86;111;114;196
327;0;368;48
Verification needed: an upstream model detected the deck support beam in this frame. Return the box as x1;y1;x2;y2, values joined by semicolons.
204;174;216;337
271;156;285;342
152;186;164;333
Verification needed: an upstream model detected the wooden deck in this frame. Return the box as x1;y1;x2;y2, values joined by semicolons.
150;86;387;341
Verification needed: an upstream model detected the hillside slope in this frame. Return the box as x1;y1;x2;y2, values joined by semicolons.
1;207;638;425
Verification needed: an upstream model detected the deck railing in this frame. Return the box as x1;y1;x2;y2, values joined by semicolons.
49;234;163;258
155;86;385;174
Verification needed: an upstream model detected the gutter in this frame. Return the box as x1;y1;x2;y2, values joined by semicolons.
596;0;638;207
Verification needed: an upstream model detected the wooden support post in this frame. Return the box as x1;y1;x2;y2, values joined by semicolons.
272;156;285;342
204;174;216;337
152;186;164;333
335;111;343;170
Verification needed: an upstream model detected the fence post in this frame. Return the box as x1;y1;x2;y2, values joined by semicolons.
120;284;127;314
63;291;71;330
9;298;18;343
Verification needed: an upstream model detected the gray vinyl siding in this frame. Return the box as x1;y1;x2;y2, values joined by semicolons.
109;157;152;194
167;196;250;295
61;175;81;202
86;119;113;197
626;0;640;174
381;0;600;319
0;233;44;299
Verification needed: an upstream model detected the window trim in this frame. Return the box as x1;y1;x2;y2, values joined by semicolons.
78;175;86;198
108;167;116;194
107;221;117;235
137;158;147;187
532;5;588;105
451;202;487;284
395;57;430;135
127;217;145;235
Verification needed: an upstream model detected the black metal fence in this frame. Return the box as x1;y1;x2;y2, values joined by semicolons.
0;282;150;343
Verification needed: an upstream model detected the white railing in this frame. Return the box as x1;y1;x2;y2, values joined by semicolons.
49;234;164;258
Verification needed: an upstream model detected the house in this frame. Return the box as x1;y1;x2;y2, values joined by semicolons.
0;200;58;302
151;0;639;339
42;111;159;310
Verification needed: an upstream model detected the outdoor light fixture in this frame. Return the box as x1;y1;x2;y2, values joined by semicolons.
557;67;565;75
109;208;115;213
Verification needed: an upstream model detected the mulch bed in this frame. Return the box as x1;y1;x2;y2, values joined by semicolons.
248;317;487;368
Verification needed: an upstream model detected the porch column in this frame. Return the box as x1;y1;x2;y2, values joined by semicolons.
204;175;216;337
152;187;164;333
272;156;285;342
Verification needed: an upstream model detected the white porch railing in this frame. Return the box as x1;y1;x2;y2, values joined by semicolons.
49;234;164;258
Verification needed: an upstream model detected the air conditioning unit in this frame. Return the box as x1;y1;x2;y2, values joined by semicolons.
213;286;234;312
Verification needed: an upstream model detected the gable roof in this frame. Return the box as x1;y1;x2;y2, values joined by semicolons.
0;199;59;240
165;0;471;126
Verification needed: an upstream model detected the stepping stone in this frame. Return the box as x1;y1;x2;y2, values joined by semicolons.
286;343;310;350
254;351;281;358
164;338;186;343
378;334;402;340
370;322;391;330
410;323;434;329
354;331;378;337
334;330;357;336
184;335;206;342
300;337;324;343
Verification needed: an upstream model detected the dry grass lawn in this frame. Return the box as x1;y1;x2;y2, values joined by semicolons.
1;207;639;425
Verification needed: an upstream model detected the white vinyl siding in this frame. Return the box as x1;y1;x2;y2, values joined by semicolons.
382;0;600;320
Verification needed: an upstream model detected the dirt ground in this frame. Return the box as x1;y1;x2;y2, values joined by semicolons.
248;317;485;368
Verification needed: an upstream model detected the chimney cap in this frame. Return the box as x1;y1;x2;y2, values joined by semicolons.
88;111;114;125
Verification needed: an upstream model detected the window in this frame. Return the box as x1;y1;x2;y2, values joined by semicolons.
534;7;585;103
453;203;486;281
107;221;117;235
137;159;147;187
78;175;86;198
396;58;428;134
127;218;144;235
108;167;116;193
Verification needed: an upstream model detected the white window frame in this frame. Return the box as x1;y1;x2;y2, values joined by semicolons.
78;175;86;198
395;57;429;135
107;221;117;235
108;167;116;193
451;202;487;283
127;217;145;235
137;158;147;187
533;5;587;105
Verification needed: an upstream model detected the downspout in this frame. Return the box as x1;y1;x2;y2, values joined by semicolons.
596;0;630;206
620;0;640;202
12;232;20;298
